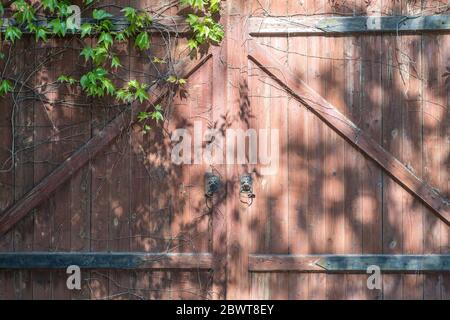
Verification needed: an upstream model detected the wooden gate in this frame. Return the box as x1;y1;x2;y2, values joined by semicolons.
0;0;449;300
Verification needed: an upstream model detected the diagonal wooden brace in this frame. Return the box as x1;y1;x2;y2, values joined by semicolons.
248;40;449;225
0;53;212;237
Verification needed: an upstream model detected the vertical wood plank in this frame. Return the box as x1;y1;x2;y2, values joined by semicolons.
0;39;15;299
423;13;450;300
306;0;326;300
381;0;404;300
32;37;56;300
226;0;250;300
51;38;76;300
89;124;110;299
108;1;131;299
247;0;272;301
286;0;309;300
69;32;92;299
211;24;228;299
266;0;289;301
360;0;383;300
401;0;424;300
326;0;349;300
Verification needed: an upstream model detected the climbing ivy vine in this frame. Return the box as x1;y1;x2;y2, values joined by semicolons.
0;0;223;131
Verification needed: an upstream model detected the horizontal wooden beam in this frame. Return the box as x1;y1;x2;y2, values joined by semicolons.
249;254;450;272
0;53;212;237
0;16;188;34
249;15;450;36
248;40;450;225
0;252;213;270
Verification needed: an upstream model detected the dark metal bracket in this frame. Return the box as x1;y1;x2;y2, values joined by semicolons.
205;173;222;198
240;174;255;200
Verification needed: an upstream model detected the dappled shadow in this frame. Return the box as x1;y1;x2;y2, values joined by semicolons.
244;0;449;300
0;0;449;301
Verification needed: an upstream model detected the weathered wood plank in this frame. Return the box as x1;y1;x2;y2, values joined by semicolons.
211;44;228;300
249;15;450;36
225;0;250;300
0;53;212;237
0;252;213;270
249;254;450;272
247;40;450;225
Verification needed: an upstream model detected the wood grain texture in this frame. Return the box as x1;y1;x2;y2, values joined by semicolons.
249;15;450;35
0;54;212;238
248;40;449;225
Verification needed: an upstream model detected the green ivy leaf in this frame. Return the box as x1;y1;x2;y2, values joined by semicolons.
115;32;126;42
121;7;137;21
188;39;198;50
181;0;206;10
34;26;48;42
116;89;133;103
98;32;113;48
135;31;150;50
80;67;115;97
209;0;221;13
5;26;22;43
137;111;150;122
92;46;109;65
49;18;67;37
80;47;94;62
57;75;77;85
186;14;199;26
101;78;115;95
98;19;113;32
80;23;93;38
111;55;121;69
151;106;163;123
93;67;108;78
42;0;59;13
135;87;149;103
209;23;224;43
92;9;113;20
13;0;36;24
0;79;13;96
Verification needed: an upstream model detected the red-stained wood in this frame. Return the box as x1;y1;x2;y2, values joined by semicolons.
326;0;348;300
109;2;132;299
69;32;92;299
400;0;424;300
32;37;55;300
359;0;383;300
304;0;326;301
264;0;289;301
248;40;449;225
13;37;34;300
0;40;15;300
286;0;309;301
247;0;270;302
0;54;212;238
0;0;449;301
226;0;251;300
380;0;403;300
211;42;228;299
423;25;450;300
